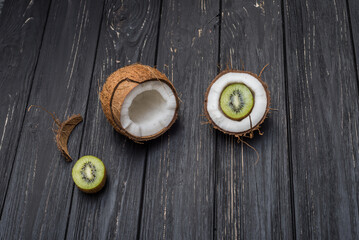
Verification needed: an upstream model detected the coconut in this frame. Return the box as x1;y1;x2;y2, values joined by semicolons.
100;64;179;142
204;69;270;138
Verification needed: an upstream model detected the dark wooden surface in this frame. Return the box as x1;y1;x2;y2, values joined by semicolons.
284;0;359;238
216;1;292;239
0;0;358;239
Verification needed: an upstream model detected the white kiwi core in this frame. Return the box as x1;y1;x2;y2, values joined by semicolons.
120;81;177;137
206;72;267;133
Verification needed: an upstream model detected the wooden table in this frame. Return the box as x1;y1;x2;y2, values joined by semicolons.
1;0;358;239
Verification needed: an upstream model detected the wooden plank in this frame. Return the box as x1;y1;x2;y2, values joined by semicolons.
139;0;219;239
215;0;293;239
0;0;4;15
283;0;359;238
0;0;51;214
0;0;105;238
65;0;161;239
347;0;359;76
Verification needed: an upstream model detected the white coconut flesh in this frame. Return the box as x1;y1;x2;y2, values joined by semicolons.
120;81;177;137
207;72;267;133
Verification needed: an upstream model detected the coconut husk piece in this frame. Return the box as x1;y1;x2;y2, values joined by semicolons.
100;63;179;142
28;105;83;161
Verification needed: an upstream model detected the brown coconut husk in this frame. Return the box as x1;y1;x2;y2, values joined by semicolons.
55;114;83;161
204;68;271;139
28;105;83;161
100;64;179;142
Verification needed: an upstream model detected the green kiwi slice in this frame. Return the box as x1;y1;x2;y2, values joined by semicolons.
72;155;106;193
219;83;254;120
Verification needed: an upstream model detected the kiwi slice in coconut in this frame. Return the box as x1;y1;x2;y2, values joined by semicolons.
72;155;106;193
204;69;270;138
219;83;254;120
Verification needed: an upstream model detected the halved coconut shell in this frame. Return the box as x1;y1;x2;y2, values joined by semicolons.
100;64;179;142
204;69;270;138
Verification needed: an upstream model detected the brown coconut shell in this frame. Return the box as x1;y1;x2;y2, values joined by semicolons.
55;114;83;161
100;64;179;142
27;105;83;161
204;69;271;138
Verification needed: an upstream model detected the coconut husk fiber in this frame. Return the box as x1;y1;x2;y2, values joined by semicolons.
28;105;83;161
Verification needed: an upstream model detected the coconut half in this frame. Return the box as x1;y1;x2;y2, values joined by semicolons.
100;64;179;142
204;70;270;138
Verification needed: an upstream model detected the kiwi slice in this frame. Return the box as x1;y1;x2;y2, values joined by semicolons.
72;155;106;193
219;83;254;120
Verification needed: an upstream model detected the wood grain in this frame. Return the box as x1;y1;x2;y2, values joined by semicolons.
65;0;161;239
0;0;104;238
215;0;293;239
347;0;359;77
0;0;4;15
0;0;51;214
139;0;219;239
284;0;359;238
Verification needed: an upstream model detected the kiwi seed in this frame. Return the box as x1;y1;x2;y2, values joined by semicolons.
219;83;254;120
72;155;106;193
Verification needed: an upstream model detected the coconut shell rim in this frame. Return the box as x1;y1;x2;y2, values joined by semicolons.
204;69;271;138
109;77;179;142
55;114;83;162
